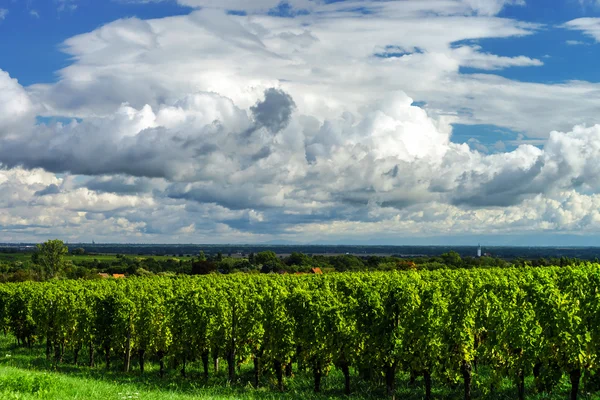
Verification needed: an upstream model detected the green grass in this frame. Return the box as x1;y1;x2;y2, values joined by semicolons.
0;335;597;399
0;253;31;263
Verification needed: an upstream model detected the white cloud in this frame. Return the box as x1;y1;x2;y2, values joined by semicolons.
5;162;600;243
0;9;8;21
0;71;36;134
289;190;600;240
452;45;543;70
461;0;525;16
564;18;600;42
173;0;525;17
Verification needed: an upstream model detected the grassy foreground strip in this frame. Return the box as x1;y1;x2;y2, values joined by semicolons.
0;330;598;399
0;335;390;400
0;336;433;400
0;365;294;400
0;350;594;400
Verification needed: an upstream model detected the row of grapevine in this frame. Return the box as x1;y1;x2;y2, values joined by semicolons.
0;266;599;399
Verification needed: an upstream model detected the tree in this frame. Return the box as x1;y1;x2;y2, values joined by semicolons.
255;251;281;267
34;240;68;278
441;251;463;268
192;260;217;275
260;260;281;274
285;252;312;267
329;255;364;272
71;248;86;255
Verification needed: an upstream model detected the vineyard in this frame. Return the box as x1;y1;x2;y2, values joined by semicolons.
1;266;599;400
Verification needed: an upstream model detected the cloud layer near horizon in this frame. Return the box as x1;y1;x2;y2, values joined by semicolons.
2;0;600;243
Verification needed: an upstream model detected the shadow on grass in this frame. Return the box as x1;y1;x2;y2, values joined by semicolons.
0;338;387;399
0;336;590;400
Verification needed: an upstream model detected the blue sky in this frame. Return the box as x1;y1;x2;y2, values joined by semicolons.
1;0;600;244
0;1;191;85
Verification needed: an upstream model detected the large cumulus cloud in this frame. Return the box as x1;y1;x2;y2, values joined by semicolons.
4;66;600;223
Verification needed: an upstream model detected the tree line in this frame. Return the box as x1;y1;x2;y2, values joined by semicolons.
1;266;600;399
0;239;593;282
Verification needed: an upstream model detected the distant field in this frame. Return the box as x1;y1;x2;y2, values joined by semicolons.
65;254;195;262
0;253;194;264
0;253;30;263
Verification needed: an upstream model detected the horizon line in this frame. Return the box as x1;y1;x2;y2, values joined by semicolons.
1;242;600;248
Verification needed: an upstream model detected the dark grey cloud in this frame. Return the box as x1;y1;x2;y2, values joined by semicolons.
250;88;296;133
218;206;359;235
0;125;181;179
85;212;106;221
83;176;155;194
194;143;220;156
385;165;399;178
0;93;251;182
34;184;61;197
450;158;544;207
166;182;282;210
251;146;272;161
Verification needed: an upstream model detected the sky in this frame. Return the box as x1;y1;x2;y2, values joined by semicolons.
2;1;600;245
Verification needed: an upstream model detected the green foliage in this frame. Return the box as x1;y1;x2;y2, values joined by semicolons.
0;247;596;283
284;252;313;267
33;240;68;278
0;266;599;399
328;255;365;272
441;251;463;268
0;372;54;395
191;260;216;275
254;251;282;270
